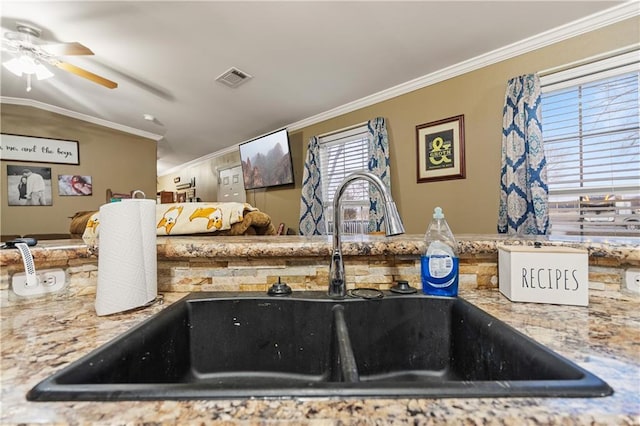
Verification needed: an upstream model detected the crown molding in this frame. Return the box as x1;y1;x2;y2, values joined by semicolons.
286;1;639;132
0;97;164;141
160;144;239;176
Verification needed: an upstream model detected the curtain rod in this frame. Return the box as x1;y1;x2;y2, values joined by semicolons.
316;121;368;139
538;44;639;77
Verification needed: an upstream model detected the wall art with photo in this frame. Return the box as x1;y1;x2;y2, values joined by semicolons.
416;115;466;183
58;175;93;196
7;165;53;206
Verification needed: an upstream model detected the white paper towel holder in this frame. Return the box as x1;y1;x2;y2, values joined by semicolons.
95;194;157;316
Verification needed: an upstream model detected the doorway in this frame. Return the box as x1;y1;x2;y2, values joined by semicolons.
217;165;246;203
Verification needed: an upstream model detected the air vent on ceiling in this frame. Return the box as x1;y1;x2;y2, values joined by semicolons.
215;67;252;88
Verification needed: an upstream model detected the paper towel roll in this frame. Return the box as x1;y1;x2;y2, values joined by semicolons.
95;199;157;316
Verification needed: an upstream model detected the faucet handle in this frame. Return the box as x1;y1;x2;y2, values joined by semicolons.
390;280;417;294
267;277;292;296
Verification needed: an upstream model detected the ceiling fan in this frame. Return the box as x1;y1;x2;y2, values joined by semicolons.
2;23;117;90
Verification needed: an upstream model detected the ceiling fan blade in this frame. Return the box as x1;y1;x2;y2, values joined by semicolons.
1;44;16;54
55;61;118;89
42;42;94;56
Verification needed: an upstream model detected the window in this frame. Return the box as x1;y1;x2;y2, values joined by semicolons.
318;125;369;233
540;50;640;237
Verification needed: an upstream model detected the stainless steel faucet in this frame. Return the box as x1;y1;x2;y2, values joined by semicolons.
328;171;405;298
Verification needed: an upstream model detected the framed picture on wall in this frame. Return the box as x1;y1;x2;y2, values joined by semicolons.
6;165;53;206
0;133;79;165
416;115;466;183
58;175;93;196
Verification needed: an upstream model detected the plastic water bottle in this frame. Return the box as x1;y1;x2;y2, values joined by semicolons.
421;207;459;297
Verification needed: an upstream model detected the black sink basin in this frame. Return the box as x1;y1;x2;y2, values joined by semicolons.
27;292;612;401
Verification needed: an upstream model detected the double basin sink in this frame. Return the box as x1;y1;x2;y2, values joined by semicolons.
27;292;612;401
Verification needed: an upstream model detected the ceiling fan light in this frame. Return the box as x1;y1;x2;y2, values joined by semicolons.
2;58;24;77
35;63;54;80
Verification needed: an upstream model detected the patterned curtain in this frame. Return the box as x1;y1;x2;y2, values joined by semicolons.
298;136;326;235
498;74;549;235
367;117;391;232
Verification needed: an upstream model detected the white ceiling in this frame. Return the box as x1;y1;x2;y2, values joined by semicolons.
0;1;634;175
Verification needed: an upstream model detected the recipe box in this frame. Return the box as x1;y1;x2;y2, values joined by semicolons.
498;244;589;307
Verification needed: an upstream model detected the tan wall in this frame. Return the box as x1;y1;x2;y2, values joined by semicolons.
161;18;638;235
157;135;305;231
276;17;640;234
1;105;157;236
157;149;244;203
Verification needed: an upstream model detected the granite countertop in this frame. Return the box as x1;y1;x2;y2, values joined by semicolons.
1;234;639;264
1;288;638;425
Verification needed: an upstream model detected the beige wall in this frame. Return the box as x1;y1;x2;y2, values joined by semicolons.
1;105;157;236
157;134;305;231
162;18;637;235
4;20;635;238
157;149;245;202
253;17;639;234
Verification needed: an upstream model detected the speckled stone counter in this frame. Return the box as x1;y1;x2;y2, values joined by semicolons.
1;289;639;425
1;234;639;424
155;233;640;261
1;234;638;265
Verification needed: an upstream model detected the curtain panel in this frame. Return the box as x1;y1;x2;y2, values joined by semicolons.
498;74;549;235
298;136;326;235
367;117;391;232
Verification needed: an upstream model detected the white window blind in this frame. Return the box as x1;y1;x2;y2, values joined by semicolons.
318;125;369;233
540;51;640;237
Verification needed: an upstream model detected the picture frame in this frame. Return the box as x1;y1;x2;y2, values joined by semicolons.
6;165;53;206
416;115;466;183
58;175;93;196
1;133;79;165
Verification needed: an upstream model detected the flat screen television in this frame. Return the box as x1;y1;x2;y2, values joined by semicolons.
239;128;294;190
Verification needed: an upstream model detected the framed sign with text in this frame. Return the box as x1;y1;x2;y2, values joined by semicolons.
416;115;465;183
0;133;80;165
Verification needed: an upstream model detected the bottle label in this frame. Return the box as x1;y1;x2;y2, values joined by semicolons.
428;254;453;279
421;255;459;289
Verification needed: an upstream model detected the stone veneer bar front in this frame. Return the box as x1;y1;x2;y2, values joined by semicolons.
1;234;638;303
